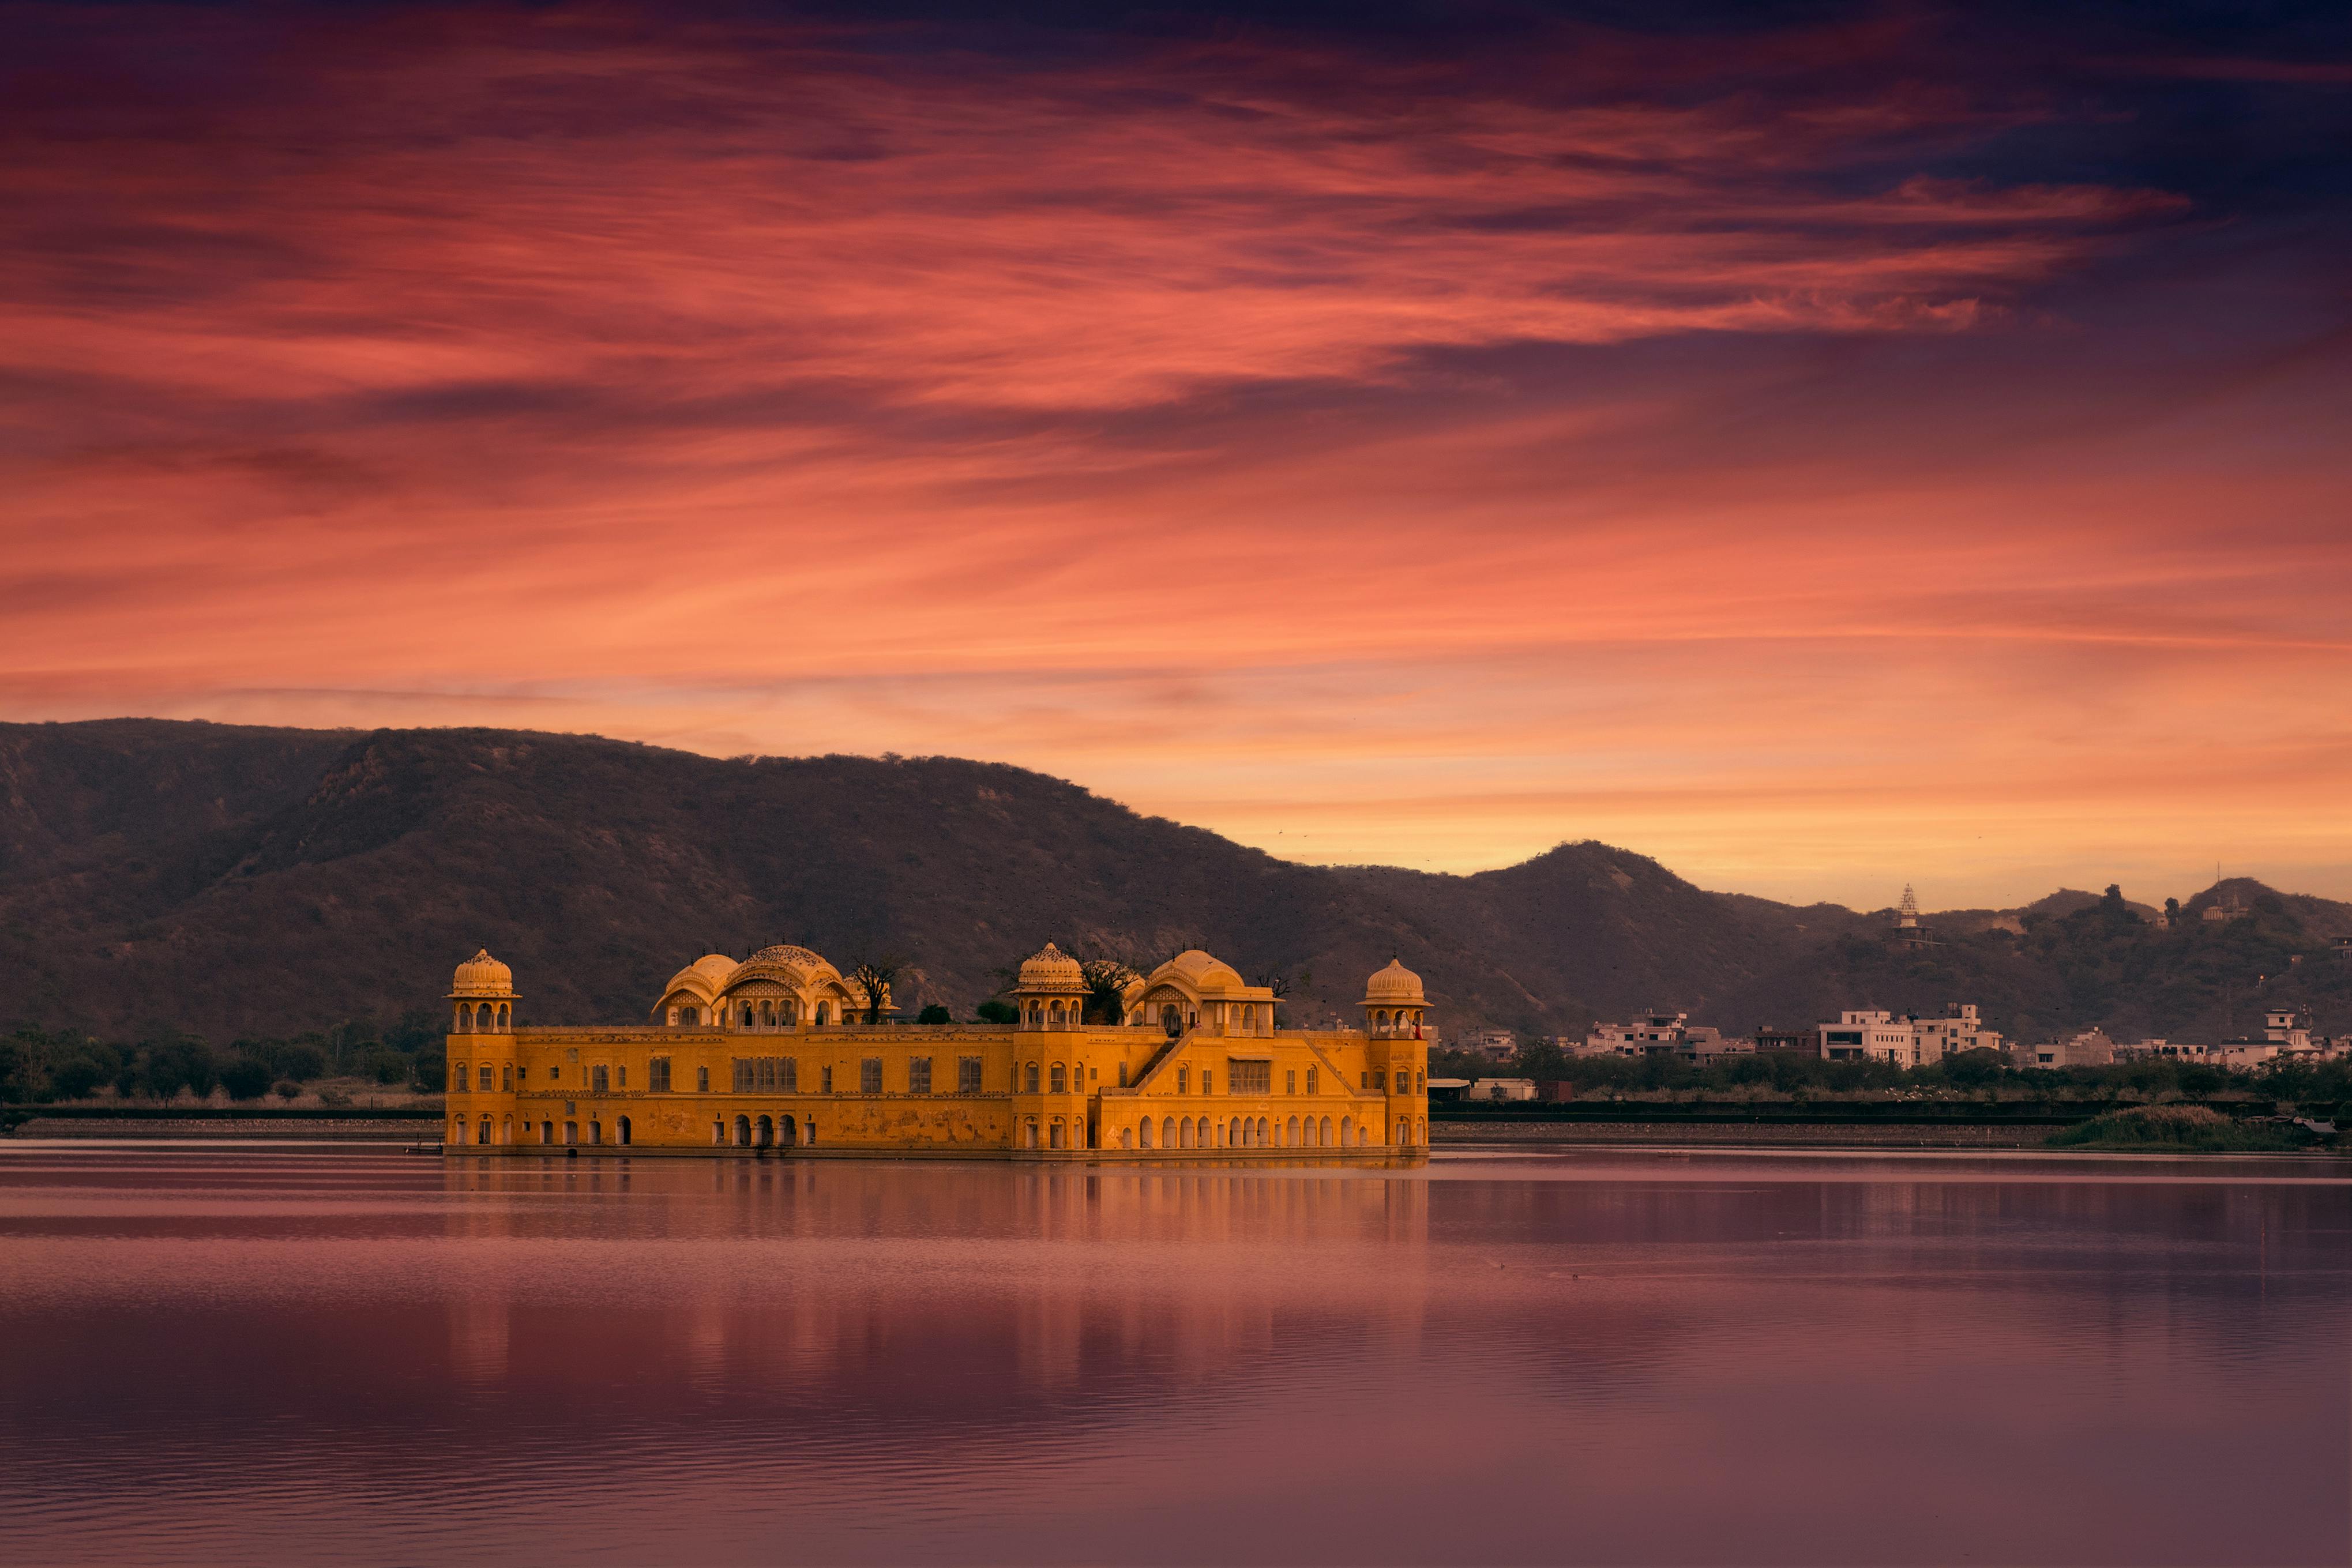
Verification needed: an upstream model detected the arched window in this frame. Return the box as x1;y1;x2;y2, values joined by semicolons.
1286;1115;1299;1145
1137;1119;1153;1149
1178;1119;1194;1149
478;1064;494;1092
1231;1117;1244;1146
450;1062;466;1092
1162;1116;1176;1148
1119;1126;1133;1149
500;1063;512;1091
1049;1063;1066;1093
454;1005;469;1033
1025;1063;1040;1093
1340;1115;1354;1144
1196;1116;1210;1147
478;1115;493;1144
815;1002;830;1025
1320;1115;1334;1145
497;1003;509;1029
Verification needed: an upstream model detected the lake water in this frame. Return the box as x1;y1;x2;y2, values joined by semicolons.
1;1145;2345;1566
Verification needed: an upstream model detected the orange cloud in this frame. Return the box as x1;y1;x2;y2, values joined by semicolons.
2;5;2347;906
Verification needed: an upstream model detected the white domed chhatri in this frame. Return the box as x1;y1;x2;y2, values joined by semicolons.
448;949;516;1034
1363;957;1423;1003
1017;942;1087;991
450;948;514;997
1362;957;1426;1038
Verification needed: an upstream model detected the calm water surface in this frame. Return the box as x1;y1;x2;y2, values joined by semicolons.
1;1145;2345;1566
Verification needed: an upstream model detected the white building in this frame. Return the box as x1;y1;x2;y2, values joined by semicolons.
1460;1029;1517;1063
2264;1008;2313;1052
2019;1029;2117;1068
1581;1012;1748;1059
1913;1003;2003;1059
1819;1010;1923;1064
1819;1004;2002;1066
1468;1077;1537;1102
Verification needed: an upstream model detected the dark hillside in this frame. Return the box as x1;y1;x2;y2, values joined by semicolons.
1;720;2346;1046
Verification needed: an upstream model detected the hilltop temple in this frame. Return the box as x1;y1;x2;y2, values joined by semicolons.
443;943;1432;1160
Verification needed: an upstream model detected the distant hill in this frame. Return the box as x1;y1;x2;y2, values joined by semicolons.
2;719;2346;1044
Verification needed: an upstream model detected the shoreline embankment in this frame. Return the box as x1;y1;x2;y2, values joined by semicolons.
9;1115;434;1141
1432;1119;2057;1149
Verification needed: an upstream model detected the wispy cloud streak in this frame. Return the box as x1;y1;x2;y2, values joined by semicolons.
2;2;2348;904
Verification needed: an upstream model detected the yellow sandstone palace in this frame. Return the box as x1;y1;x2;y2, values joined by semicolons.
442;942;1431;1160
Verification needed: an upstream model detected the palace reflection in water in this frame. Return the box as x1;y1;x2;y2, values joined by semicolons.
1;1148;2346;1567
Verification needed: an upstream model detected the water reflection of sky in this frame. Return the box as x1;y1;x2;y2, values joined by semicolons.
1;1148;2344;1566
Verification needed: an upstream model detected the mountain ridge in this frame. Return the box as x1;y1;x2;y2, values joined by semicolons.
3;719;2346;1044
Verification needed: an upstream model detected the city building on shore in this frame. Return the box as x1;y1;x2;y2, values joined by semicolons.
1579;1012;1749;1059
2018;1029;2118;1068
1820;1003;2003;1065
1459;1029;1517;1062
442;945;1430;1160
1467;1077;1537;1102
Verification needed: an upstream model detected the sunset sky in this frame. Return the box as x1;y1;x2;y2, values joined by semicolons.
6;1;2349;908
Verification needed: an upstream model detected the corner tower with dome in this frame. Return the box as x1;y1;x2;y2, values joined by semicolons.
441;941;1430;1162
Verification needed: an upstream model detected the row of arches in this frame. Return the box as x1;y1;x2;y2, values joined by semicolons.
1118;1113;1420;1149
449;1115;631;1146
730;999;836;1029
722;1114;812;1147
1024;998;1083;1030
452;1001;510;1033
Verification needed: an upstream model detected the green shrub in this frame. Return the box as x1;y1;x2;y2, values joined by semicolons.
975;999;1017;1025
219;1056;275;1101
2050;1104;2305;1152
916;1005;952;1025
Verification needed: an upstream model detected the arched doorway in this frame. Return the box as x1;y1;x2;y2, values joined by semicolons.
616;1116;631;1146
779;1115;797;1148
733;1115;751;1147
